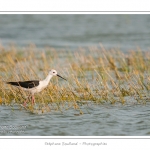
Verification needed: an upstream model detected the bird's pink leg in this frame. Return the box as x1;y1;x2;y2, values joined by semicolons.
23;98;29;107
23;99;29;107
23;94;32;107
31;95;35;105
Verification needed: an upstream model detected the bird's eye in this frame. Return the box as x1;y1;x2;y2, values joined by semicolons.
53;72;55;73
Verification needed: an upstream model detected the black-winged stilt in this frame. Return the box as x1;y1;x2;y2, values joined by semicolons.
6;69;66;106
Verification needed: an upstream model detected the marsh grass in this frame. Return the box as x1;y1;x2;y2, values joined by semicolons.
0;44;150;113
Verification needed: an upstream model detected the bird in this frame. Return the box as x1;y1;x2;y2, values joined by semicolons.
6;69;67;106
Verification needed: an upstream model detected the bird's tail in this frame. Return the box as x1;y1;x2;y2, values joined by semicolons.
6;82;20;86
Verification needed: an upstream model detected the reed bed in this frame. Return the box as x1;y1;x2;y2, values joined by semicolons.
0;44;150;113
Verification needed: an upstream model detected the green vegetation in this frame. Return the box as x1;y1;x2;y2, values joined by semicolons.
0;44;150;113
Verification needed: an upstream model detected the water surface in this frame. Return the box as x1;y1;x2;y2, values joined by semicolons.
1;103;150;136
0;15;150;51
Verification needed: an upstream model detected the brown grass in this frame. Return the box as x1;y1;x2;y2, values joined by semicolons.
0;44;150;113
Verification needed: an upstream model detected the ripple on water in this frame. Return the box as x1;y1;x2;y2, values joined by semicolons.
0;104;150;136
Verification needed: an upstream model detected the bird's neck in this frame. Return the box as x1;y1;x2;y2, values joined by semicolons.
43;73;53;85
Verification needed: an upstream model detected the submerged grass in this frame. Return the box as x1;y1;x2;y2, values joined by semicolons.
0;44;150;113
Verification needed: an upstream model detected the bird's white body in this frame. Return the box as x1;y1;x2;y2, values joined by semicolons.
20;72;53;95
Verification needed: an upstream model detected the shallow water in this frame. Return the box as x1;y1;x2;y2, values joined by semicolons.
1;103;150;136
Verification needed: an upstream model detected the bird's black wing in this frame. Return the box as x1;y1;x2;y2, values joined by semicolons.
6;80;39;88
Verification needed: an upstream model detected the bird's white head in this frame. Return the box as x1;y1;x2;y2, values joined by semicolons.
49;69;57;76
49;69;67;80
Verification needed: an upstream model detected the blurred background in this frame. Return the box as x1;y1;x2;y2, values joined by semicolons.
0;14;150;51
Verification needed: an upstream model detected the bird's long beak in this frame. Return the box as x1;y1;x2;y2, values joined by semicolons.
57;74;67;81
